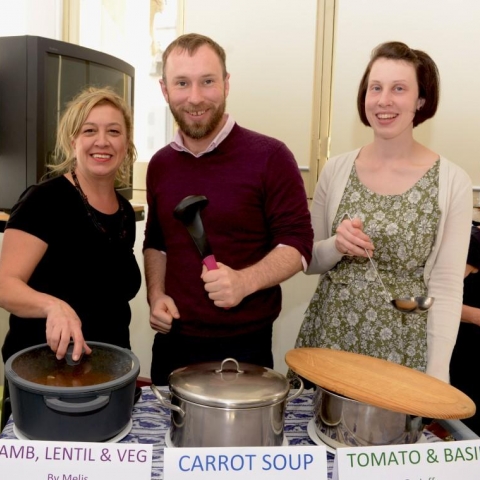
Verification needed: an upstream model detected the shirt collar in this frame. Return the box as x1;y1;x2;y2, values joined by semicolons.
170;114;235;157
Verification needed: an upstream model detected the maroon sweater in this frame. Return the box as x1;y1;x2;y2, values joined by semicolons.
144;123;313;337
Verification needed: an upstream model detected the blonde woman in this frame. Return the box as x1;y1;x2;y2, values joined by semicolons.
0;87;141;364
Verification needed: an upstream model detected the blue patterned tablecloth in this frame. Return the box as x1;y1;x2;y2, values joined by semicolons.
1;386;444;479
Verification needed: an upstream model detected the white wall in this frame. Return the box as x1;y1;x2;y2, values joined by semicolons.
0;0;62;39
183;0;318;174
77;0;173;164
330;0;480;187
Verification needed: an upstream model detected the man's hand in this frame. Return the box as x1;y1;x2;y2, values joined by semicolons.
202;263;249;308
149;294;180;333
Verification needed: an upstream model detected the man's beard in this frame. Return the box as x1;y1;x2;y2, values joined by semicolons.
170;99;226;140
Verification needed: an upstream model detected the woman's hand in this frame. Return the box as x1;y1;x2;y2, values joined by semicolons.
335;216;375;257
45;301;91;361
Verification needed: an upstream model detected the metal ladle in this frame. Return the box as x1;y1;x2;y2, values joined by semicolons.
344;214;434;314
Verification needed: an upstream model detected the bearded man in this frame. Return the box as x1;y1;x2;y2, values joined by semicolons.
143;33;313;385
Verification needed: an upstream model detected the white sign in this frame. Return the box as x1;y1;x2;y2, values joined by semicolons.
0;440;152;480
164;445;327;480
333;439;480;480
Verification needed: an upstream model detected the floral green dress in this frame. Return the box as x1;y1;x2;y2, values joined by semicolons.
294;160;441;371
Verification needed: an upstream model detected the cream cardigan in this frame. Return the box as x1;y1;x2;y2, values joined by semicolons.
307;148;472;382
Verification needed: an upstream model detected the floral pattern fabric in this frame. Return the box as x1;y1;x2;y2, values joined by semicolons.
295;160;441;371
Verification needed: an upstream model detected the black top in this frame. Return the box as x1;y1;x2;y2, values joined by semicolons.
1;176;141;362
450;221;480;434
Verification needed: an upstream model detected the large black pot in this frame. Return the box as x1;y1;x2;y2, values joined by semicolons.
5;342;140;442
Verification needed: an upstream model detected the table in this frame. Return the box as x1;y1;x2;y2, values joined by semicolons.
0;387;454;480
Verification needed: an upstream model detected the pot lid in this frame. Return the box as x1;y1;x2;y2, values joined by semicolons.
169;358;290;408
286;348;476;419
8;342;136;389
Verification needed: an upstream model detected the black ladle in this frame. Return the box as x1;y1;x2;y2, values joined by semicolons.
173;195;218;270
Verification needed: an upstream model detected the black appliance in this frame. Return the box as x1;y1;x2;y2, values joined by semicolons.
0;35;135;212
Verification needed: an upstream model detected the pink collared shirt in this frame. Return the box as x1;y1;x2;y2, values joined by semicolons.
169;114;236;157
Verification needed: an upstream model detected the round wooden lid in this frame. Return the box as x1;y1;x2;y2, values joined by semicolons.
285;348;476;419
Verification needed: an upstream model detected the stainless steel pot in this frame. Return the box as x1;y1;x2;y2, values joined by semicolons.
313;386;423;448
5;342;140;442
152;358;303;447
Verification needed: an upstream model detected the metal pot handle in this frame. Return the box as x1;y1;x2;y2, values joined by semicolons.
215;358;244;374
44;394;110;413
150;384;185;418
286;377;304;403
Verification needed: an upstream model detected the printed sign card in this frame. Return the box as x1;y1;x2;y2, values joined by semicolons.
333;439;480;480
0;440;152;480
164;445;327;480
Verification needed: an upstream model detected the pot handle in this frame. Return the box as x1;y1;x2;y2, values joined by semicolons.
215;358;244;374
44;394;110;413
286;377;304;403
150;384;185;418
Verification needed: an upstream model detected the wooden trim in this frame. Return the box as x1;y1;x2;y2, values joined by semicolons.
307;0;336;199
62;0;80;44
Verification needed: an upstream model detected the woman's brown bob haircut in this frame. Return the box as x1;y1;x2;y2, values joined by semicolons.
357;41;440;128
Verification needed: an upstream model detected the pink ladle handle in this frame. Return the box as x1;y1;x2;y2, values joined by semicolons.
202;254;218;270
202;254;230;310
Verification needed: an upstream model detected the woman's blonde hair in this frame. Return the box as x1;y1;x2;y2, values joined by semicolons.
47;86;137;185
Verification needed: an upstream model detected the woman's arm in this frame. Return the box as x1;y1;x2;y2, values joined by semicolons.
307;160;345;274
307;151;372;273
460;266;480;326
0;228;90;360
461;304;480;326
425;167;472;382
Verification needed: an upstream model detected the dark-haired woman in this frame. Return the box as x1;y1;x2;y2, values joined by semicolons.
294;41;471;383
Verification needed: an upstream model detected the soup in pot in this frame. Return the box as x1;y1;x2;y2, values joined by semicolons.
11;344;132;388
